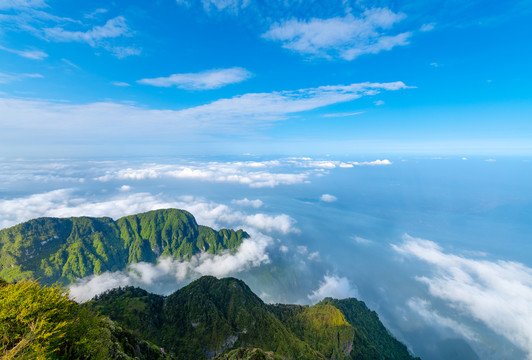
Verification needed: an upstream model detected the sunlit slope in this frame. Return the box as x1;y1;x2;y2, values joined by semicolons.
89;276;324;360
90;276;420;360
321;298;417;360
0;278;175;360
0;209;248;283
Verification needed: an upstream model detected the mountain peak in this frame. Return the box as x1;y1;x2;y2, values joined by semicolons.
0;209;248;284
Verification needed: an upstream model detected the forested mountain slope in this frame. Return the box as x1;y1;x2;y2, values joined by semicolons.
0;209;248;284
90;276;420;360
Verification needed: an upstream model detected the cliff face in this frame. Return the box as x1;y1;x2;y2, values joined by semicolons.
0;209;248;284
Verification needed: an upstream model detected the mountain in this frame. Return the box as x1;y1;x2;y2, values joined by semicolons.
89;276;324;360
320;298;415;360
0;209;248;284
89;276;420;360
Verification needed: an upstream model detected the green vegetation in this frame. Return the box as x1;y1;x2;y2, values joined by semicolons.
321;298;421;360
0;209;248;284
0;279;174;359
90;276;420;360
213;347;283;360
289;303;355;359
90;276;323;360
0;208;420;360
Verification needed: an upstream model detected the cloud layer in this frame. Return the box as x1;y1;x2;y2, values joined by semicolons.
393;235;532;359
0;189;299;235
69;232;273;302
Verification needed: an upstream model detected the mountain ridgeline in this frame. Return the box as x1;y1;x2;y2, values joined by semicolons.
0;209;248;284
89;276;420;360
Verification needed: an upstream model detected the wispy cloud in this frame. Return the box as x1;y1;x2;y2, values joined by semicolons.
0;45;47;59
111;81;131;87
263;8;411;60
407;297;479;342
352;235;372;245
138;67;252;90
61;58;80;69
44;16;130;46
0;81;409;138
110;45;141;58
393;234;532;358
201;0;250;14
420;23;435;32
0;72;43;84
84;8;107;19
0;0;46;9
323;111;363;118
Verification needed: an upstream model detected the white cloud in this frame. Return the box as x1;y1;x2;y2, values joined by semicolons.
352;235;372;245
407;297;479;342
61;58;80;69
485;158;496;162
420;23;435;32
0;81;408;139
323;111;363;118
231;198;263;208
118;185;131;192
0;189;299;235
0;45;47;59
85;8;108;19
244;213;298;234
320;194;337;202
0;0;46;9
138;67;252;90
430;62;439;67
110;46;141;58
173;81;409;125
95;162;310;188
112;81;131;87
308;251;320;261
90;158;390;189
462;157;468;160
69;232;272;302
279;245;289;253
374;100;385;105
351;159;392;166
44;16;130;46
308;274;358;303
393;234;532;358
201;0;249;13
263;8;411;60
297;245;308;254
0;72;43;84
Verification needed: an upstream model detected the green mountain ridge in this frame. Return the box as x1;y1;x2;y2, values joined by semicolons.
0;209;248;284
89;276;420;360
1;211;420;359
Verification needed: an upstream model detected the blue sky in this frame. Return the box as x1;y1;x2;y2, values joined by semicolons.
1;0;531;157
